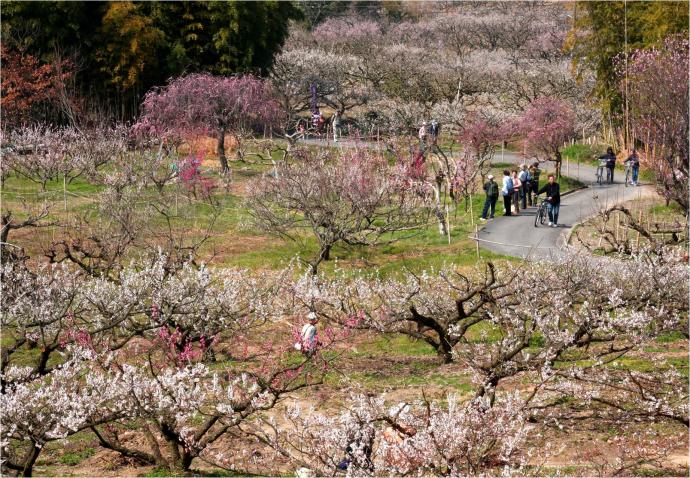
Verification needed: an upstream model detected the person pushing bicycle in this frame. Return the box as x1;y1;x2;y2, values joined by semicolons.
624;149;640;186
536;174;561;227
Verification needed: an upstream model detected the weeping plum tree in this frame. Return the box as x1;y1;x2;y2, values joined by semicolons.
133;73;282;173
623;35;689;210
519;96;576;178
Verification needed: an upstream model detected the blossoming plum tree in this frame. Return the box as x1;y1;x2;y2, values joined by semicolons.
623;35;689;210
248;148;433;273
519;96;576;178
256;392;528;476
133;73;282;173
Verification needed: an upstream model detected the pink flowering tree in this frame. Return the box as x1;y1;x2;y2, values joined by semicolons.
452;118;500;203
519;96;576;178
623;35;689;210
177;151;217;202
247;148;433;273
133;73;283;173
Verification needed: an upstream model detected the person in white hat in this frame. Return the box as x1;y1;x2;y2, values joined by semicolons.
295;312;319;354
480;174;499;220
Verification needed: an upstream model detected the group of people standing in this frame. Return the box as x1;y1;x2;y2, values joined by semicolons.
480;163;561;226
296;111;342;142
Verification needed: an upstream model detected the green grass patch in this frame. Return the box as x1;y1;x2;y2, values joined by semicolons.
655;331;686;343
465;321;503;344
59;447;95;466
609;357;689;373
352;334;437;357
143;467;185;477
327;368;474;392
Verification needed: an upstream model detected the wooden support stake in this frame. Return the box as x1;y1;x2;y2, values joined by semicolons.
445;204;451;245
636;210;642;250
475;224;480;259
623;217;629;245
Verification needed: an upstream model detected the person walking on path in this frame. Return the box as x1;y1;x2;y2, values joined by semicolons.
511;170;522;215
518;164;531;209
624;149;640;185
480;174;499;220
529;162;541;206
537;174;561;227
599;147;617;184
501;169;513;216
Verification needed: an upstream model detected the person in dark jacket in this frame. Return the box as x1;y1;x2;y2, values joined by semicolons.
537;174;561;227
599;147;617;184
529;162;541;207
480;174;499;220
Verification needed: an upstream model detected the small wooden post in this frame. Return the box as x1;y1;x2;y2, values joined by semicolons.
623;216;629;245
615;211;620;243
445;204;451;244
636;210;642;250
474;224;480;259
63;174;67;211
647;214;651;238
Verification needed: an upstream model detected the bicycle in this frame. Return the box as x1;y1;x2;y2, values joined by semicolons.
624;162;632;187
595;160;606;185
534;197;549;228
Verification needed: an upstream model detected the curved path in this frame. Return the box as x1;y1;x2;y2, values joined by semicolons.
476;154;653;259
299;137;654;259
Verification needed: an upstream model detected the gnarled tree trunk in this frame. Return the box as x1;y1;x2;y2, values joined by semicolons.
217;127;229;173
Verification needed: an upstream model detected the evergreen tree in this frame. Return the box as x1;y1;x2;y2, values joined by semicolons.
1;1;300;122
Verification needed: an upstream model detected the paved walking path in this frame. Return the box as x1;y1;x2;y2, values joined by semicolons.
301;136;654;260
476;156;653;259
